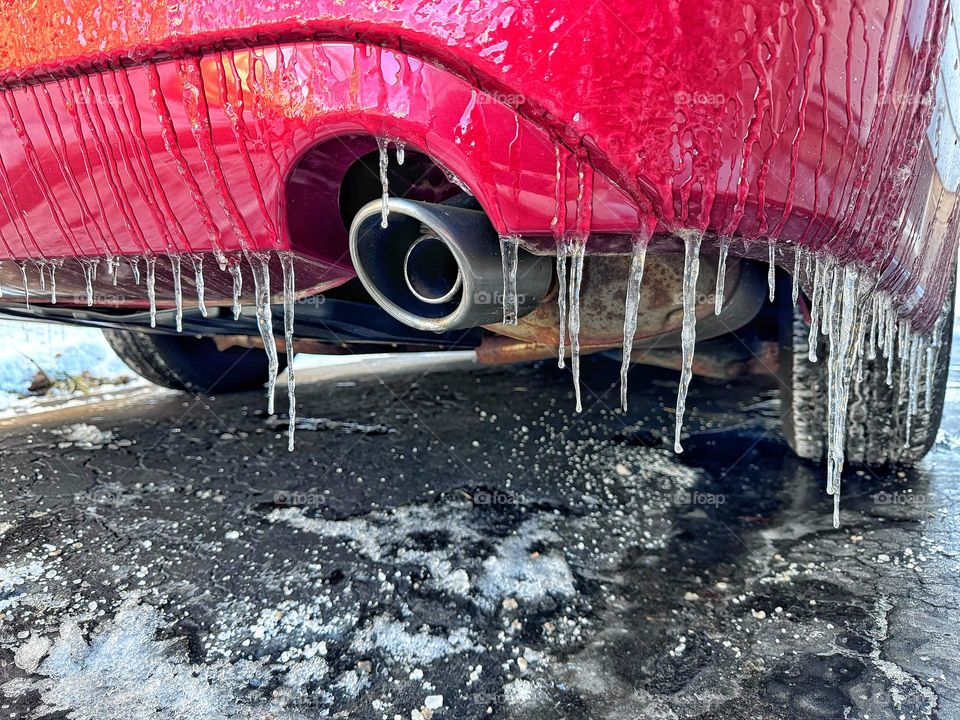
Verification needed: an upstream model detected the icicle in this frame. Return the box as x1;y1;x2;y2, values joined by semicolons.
924;314;945;412
128;257;141;286
855;327;866;384
867;295;878;361
897;321;910;400
80;259;98;307
17;262;29;309
192;254;207;318
170;254;183;333
825;266;861;528
568;239;586;412
674;231;702;453
0;262;3;297
714;237;729;315
249;251;279;415
377;137;390;229
229;259;243;321
395;141;405;166
904;333;922;446
499;235;520;325
885;306;896;386
36;261;46;291
556;241;568;368
823;263;839;339
146;256;157;328
280;252;297;452
808;254;824;362
791;247;801;306
767;241;776;302
108;256;120;286
49;260;59;304
620;240;647;411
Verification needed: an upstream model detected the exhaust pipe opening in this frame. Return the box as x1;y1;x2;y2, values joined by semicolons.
403;235;463;305
349;198;552;331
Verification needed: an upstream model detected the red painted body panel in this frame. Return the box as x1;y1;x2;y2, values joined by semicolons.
0;0;956;329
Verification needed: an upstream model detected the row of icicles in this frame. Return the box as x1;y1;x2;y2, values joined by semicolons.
503;231;945;528
3;249;299;453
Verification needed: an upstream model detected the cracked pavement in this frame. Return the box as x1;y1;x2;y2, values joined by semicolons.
0;338;957;719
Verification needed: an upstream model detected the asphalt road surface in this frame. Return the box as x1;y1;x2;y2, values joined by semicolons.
0;334;958;720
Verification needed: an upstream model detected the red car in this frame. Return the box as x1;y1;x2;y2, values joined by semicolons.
0;0;956;522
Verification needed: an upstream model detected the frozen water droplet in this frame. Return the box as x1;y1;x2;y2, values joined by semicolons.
568;239;586;412
499;235;520;325
249;251;278;415
378;137;390;229
620;240;647;411
280;252;297;452
674;231;702;453
395;140;405;166
715;237;729;315
146;256;157;328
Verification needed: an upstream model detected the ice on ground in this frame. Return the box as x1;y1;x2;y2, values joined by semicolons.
4;601;310;720
264;415;395;435
350;615;478;664
267;503;482;564
477;520;576;610
53;422;115;448
0;560;45;613
502;678;550;708
14;634;53;673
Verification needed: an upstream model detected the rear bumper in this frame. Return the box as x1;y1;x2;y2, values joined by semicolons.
0;1;956;330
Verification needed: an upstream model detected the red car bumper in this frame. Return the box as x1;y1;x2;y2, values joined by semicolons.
0;0;956;329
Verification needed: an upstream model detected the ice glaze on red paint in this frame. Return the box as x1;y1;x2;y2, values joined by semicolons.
0;1;956;330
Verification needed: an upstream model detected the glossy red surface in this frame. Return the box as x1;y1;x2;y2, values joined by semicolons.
0;1;957;328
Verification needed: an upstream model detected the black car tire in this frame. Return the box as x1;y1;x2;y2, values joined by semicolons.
779;277;953;466
103;329;284;394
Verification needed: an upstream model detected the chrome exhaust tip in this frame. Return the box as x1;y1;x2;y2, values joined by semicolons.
402;234;463;305
348;198;552;332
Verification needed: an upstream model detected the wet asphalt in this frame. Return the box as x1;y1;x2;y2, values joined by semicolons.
0;329;958;720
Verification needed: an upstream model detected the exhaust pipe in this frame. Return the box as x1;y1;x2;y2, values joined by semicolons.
348;198;552;332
